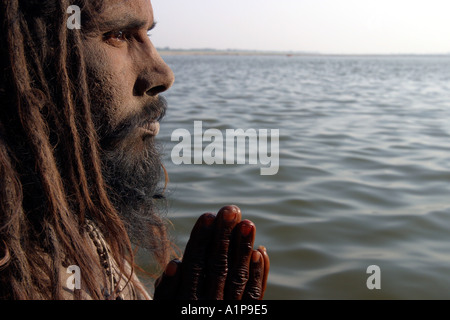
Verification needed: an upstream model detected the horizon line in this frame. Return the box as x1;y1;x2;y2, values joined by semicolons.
156;47;450;56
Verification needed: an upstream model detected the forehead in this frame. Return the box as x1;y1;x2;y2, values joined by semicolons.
97;0;153;24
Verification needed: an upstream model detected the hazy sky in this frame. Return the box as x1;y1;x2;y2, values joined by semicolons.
151;0;450;54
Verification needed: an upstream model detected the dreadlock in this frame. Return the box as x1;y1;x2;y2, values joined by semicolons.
0;0;144;299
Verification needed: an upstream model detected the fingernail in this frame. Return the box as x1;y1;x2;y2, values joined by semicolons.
222;207;238;222
202;213;215;227
240;221;254;237
252;251;261;263
165;260;178;277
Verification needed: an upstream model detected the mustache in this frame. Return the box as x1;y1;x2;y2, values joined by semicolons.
100;96;168;148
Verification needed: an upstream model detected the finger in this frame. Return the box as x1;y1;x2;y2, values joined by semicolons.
179;213;216;299
205;205;242;299
225;220;256;300
153;259;182;300
242;250;264;300
258;246;270;299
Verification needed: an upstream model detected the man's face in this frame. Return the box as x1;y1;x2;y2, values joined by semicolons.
81;0;174;245
82;0;174;151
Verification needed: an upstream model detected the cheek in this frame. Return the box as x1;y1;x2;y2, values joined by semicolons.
104;61;141;128
83;42;136;128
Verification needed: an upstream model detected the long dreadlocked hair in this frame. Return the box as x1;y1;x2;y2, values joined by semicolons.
0;0;169;299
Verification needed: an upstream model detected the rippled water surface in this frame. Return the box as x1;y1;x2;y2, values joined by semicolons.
150;55;450;299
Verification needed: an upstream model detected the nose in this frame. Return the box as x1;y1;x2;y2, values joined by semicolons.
134;44;175;97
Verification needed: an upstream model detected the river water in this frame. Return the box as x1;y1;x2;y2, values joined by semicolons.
146;54;450;299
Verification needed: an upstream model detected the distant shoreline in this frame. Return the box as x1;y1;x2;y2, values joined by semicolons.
157;49;450;57
157;50;308;56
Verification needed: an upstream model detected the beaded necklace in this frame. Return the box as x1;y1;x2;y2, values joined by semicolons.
85;220;124;300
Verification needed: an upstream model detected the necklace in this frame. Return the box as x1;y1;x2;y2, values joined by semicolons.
85;220;124;300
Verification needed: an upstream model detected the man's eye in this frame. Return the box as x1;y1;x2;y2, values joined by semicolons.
147;30;152;38
103;30;128;42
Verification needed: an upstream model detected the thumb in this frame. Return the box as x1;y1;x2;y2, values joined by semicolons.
153;259;182;300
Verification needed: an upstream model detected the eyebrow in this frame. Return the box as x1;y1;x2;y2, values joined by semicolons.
100;15;156;31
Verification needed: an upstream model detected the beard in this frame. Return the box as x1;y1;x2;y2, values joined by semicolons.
100;131;169;253
86;68;170;258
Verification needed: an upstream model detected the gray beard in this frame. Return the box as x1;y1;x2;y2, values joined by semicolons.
100;136;169;252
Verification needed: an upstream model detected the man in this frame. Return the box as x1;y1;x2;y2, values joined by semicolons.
0;0;269;300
